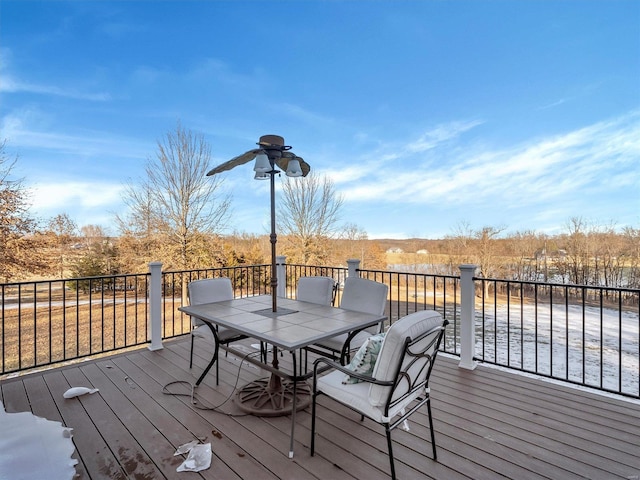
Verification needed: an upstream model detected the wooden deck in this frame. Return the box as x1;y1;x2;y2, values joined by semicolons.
1;336;639;479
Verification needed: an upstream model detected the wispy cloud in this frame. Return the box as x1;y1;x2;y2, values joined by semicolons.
186;58;267;91
339;111;640;212
537;98;568;110
405;120;485;154
31;181;124;208
0;76;111;101
324;120;485;188
27;180;126;224
278;103;336;126
1;110;151;159
0;48;110;101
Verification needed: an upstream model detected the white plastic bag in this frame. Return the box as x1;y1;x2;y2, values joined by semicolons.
63;387;99;399
175;442;212;473
173;440;199;456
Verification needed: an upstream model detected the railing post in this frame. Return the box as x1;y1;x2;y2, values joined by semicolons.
148;261;163;351
276;255;286;297
459;264;477;370
347;259;360;278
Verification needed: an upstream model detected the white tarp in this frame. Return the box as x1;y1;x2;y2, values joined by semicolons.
0;401;77;480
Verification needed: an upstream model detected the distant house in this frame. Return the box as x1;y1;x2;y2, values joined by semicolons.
416;249;428;255
386;248;404;254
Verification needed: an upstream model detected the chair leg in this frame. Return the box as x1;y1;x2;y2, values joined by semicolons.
310;393;317;456
385;425;397;480
427;396;437;460
213;340;220;386
189;333;194;369
260;342;267;363
215;353;219;386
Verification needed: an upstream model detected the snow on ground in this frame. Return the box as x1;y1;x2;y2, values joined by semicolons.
477;303;639;396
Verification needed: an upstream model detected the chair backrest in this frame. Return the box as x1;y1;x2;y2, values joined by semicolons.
340;277;388;315
187;278;234;326
369;310;446;408
340;277;388;333
296;276;335;306
188;277;234;305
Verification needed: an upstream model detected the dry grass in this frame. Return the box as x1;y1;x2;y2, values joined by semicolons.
0;293;189;374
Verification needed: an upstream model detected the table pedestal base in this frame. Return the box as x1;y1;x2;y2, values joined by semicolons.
235;376;311;417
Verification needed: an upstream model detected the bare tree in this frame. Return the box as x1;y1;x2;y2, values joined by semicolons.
622;226;640;289
0;141;42;281
334;223;386;270
445;222;505;295
118;123;231;270
506;230;543;282
562;217;591;285
45;213;78;278
444;221;476;274
475;225;506;280
277;171;343;264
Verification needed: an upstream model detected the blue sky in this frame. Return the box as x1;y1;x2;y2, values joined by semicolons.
1;0;639;239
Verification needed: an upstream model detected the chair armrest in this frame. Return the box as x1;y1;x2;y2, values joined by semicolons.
312;357;393;387
339;322;383;365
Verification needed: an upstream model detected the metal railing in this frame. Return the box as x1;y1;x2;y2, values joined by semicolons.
0;264;269;376
355;266;639;399
475;277;639;398
284;263;348;303
1;273;150;374
357;267;462;356
157;264;270;340
1;261;638;399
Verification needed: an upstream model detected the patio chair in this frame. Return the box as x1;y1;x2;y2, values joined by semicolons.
187;278;247;385
296;276;336;306
308;276;388;364
294;276;337;369
310;309;448;480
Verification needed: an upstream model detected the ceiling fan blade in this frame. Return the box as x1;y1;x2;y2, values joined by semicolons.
299;157;311;177
274;156;288;172
206;149;261;176
275;152;311;177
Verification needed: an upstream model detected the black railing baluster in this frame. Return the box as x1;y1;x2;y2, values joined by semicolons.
582;286;586;385
549;285;554;377
18;285;22;370
600;288;604;389
618;291;623;394
565;285;569;381
32;282;37;368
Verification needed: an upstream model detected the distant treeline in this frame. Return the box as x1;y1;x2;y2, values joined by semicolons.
378;222;640;290
4;217;640;291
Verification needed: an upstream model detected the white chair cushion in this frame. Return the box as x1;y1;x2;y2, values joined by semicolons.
340;277;388;316
191;324;241;342
313;277;387;356
297;276;334;305
188;278;234;305
314;329;372;354
188;278;242;340
317;370;423;423
369;310;443;407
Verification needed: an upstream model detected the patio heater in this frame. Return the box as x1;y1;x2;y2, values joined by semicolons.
206;135;310;312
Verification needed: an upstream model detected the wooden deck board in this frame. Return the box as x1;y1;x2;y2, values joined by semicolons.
135;344;320;480
21;374;89;479
42;369;129;479
109;355;278;480
1;336;639;480
433;360;640;474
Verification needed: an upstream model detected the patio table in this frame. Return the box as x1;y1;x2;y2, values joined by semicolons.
178;295;385;457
